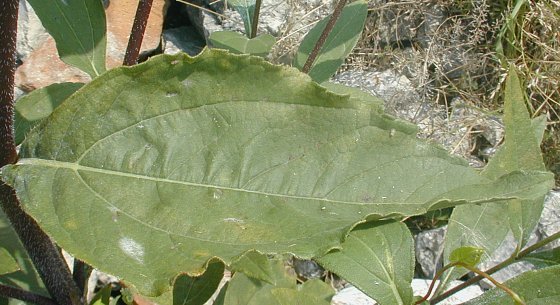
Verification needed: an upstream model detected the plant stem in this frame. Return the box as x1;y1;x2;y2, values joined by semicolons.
430;230;560;304
0;1;83;304
302;0;348;74
0;284;58;305
123;0;154;66
250;0;262;39
455;262;525;305
0;0;19;166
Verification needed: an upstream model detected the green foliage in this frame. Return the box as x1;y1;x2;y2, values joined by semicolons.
14;82;84;145
0;1;558;304
294;0;368;83
227;0;256;37
209;31;275;57
440;67;550;288
173;261;225;305
229;251;275;284
463;265;560;305
221;260;334;305
522;247;560;268
449;246;485;267
0;50;554;299
0;248;18;276
26;0;107;77
316;221;414;305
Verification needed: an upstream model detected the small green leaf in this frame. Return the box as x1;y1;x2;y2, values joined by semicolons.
294;0;368;83
449;246;485;267
27;0;107;77
173;261;225;305
230;251;274;284
522;247;560;268
271;279;334;305
0;210;48;300
227;0;256;37
90;284;112;305
0;248;19;275
463;265;560;305
223;260;294;305
209;31;275;57
15;82;84;145
316;221;414;305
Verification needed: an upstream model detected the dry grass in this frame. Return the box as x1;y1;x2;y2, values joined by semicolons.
344;0;560;185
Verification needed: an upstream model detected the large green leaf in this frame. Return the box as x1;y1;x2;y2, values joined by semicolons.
209;32;275;57
27;0;107;77
0;248;19;276
15;82;84;145
441;69;548;289
294;1;368;83
316;221;414;305
0;50;552;297
463;265;560;305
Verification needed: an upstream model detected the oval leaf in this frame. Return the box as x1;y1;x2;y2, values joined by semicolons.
0;50;552;296
294;0;368;83
27;0;107;77
15;82;84;145
449;246;484;267
209;32;275;57
316;221;414;305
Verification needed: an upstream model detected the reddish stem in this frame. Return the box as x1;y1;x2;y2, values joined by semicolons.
123;0;154;66
302;0;348;74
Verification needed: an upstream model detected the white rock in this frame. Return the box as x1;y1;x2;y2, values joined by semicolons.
17;0;49;61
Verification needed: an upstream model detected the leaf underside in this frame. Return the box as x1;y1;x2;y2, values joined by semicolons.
1;50;552;296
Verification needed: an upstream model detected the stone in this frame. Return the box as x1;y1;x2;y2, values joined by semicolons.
331;280;483;305
105;0;169;62
412;279;483;305
163;26;206;56
17;0;49;61
15;37;92;91
415;226;446;278
293;258;325;279
537;191;560;250
331;286;375;305
16;0;168;91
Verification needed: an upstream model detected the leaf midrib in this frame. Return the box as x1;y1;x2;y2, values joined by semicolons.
17;158;422;208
